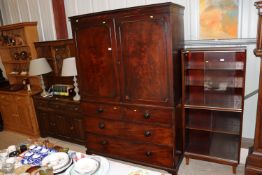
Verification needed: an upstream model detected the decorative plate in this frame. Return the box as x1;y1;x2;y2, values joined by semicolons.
41;152;69;171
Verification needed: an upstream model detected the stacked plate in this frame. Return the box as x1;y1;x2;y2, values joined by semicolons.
64;156;109;175
41;152;73;174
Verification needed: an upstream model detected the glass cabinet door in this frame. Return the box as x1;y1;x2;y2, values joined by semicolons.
184;49;246;110
203;51;245;110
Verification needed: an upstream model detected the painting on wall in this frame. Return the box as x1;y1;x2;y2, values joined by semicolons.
199;0;239;39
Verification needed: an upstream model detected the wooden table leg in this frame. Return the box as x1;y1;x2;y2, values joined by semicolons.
232;166;236;174
185;157;189;165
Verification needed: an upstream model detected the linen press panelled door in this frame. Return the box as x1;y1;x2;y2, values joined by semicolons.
116;14;172;106
74;18;120;102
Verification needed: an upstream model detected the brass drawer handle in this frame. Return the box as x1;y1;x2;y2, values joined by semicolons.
99;122;105;129
70;126;74;130
145;151;152;157
101;140;108;145
144;131;152;137
96;108;104;113
144;112;150;119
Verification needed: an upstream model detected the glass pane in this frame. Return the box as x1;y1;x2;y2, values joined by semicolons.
204;51;243;109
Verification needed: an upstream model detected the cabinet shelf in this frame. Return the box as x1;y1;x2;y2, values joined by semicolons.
186;130;239;161
185;77;244;89
185;109;241;135
185;94;242;111
184;152;238;165
3;60;29;64
0;45;29;49
184;104;242;112
185;127;240;136
185;62;244;70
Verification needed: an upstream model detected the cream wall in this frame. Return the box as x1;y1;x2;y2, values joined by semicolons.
0;0;260;139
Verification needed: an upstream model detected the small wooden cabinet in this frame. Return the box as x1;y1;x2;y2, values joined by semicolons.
70;3;184;175
33;39;85;144
0;90;40;137
33;95;85;145
182;47;246;173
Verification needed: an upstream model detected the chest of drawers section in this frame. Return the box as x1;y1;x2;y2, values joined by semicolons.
83;102;177;169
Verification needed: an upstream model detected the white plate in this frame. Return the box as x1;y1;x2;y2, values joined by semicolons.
94;156;109;175
64;156;109;175
53;158;73;174
72;157;99;174
41;152;69;171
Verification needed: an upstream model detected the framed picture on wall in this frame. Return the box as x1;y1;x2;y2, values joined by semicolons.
199;0;239;39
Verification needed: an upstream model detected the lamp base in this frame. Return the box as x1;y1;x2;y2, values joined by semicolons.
39;75;51;97
73;94;81;101
41;89;50;97
73;76;81;101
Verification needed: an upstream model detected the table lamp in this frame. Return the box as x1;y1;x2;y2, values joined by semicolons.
61;57;80;101
29;58;52;97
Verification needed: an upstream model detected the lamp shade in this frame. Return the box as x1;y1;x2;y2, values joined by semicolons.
29;58;52;76
61;57;78;76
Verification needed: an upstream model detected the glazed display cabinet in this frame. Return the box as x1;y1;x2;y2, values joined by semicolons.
182;47;246;174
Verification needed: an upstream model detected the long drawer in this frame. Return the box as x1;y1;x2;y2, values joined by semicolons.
86;133;174;168
34;98;80;112
81;102;122;119
81;102;173;126
85;117;173;145
123;105;173;125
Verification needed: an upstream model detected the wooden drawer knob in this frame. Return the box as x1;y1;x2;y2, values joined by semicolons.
99;122;105;129
96;108;104;113
145;151;152;157
100;140;108;145
144;131;152;137
144;112;150;119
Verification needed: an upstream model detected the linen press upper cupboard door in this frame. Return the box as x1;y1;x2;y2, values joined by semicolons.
72;17;120;102
116;14;173;106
